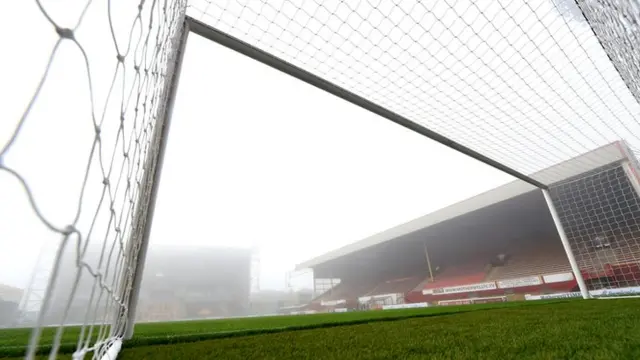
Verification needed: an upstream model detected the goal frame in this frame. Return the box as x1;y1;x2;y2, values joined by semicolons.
120;20;191;340
122;12;640;337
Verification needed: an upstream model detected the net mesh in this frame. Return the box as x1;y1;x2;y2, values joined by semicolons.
189;0;640;179
1;0;187;358
551;159;640;291
188;0;640;299
576;0;640;105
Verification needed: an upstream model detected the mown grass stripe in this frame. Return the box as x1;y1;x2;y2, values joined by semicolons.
0;299;573;358
116;299;640;360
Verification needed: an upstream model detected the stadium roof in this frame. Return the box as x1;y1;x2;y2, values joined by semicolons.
295;141;630;271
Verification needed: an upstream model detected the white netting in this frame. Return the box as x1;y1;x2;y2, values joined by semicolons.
188;0;640;297
550;159;640;291
189;0;640;180
1;0;187;359
577;0;640;104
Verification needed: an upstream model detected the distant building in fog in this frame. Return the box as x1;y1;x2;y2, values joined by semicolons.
0;284;23;327
249;288;314;316
138;245;252;321
41;244;251;325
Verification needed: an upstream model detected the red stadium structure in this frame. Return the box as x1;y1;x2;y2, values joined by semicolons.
294;141;640;312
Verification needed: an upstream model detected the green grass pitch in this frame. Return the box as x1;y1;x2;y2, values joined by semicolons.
2;299;640;359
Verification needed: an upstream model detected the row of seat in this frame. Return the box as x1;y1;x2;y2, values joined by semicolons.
314;241;640;305
487;244;572;280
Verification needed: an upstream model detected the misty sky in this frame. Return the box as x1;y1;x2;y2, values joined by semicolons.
2;0;640;300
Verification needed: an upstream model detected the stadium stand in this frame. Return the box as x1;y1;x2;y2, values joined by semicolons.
423;259;489;290
613;242;640;265
486;243;572;281
306;236;591;309
314;280;376;304
577;238;640;288
296;143;640;310
365;277;423;297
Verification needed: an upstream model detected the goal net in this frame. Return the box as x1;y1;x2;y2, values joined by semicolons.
3;0;640;359
550;153;640;294
1;0;187;359
188;0;640;298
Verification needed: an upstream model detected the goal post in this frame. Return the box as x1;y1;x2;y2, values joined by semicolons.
542;188;591;299
121;18;191;342
3;1;189;359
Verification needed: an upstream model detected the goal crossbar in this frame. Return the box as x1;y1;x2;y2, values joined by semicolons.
186;17;548;190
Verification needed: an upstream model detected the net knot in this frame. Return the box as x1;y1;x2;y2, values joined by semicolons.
62;225;76;236
55;27;74;40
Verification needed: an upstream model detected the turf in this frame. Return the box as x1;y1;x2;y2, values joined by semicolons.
2;299;640;359
0;299;554;357
118;299;640;360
